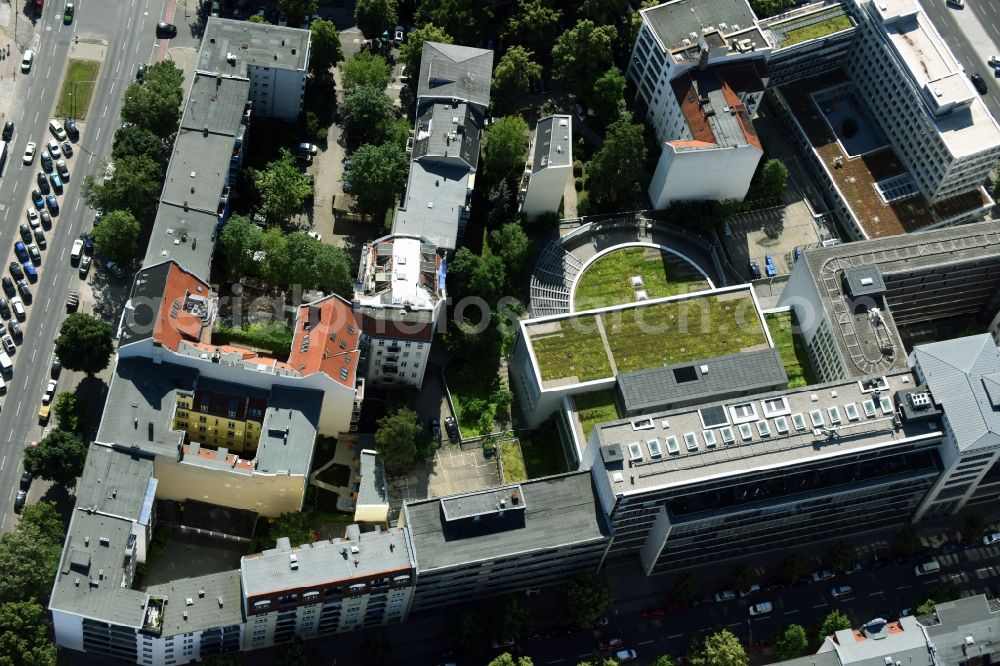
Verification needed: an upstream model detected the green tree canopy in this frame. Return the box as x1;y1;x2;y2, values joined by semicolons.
375;407;420;469
341;50;392;92
92;209;140;266
755;158;789;200
672;572;698;604
590;66;626;128
23;430;87;486
111;124;168;169
448;609;483;650
504;0;561;54
586;112;646;210
490;223;532;282
355;0;398;39
309;19;344;77
278;0;317;25
688;630;748;666
489;655;534;666
751;0;793;18
446;246;478;303
282;233;353;296
893;527;922;558
650;658;677;666
248;13;267;23
580;0;628;25
826;541;856;574
340;85;399;151
18;502;65;546
52;391;82;433
916;599;936;616
564;574;612;628
255;149;314;223
342;142;409;221
82;154;163;223
399;24;452;82
0;523;63;603
0;599;57;664
482;116;529;184
774;624;809;660
264;512;316;550
415;0;491;46
491;596;532;641
470;251;506;305
54;313;114;376
819;610;852;637
121;61;184;137
779;553;807;585
552;20;615;99
219;214;264;281
486;179;516;229
492;46;542;110
727;563;753;592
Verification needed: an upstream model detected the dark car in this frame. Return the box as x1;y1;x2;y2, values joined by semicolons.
136;64;147;80
18;225;31;243
27;245;41;265
105;260;125;279
56;159;69;180
61;141;73;157
45;195;58;215
749;259;762;280
51;355;61;378
30;190;44;209
17;279;31;303
49;174;63;194
12;243;27;263
32;229;46;250
40;153;52;172
156;21;177;37
19;469;31;490
14;490;26;514
82;233;94;254
36;172;50;194
444;415;459;441
1;121;12;141
0;299;11;320
971;72;988;94
39;209;51;229
22;262;37;282
65;118;79;141
1;278;13;299
9;320;21;342
8;263;22;280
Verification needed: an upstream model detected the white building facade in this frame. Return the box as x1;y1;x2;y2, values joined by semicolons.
521;115;573;219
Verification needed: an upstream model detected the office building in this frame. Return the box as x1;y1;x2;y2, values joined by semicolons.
758;3;856;87
402;473;611;612
353;233;446;389
519;114;573;220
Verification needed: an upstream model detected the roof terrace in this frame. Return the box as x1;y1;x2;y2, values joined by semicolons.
762;2;854;48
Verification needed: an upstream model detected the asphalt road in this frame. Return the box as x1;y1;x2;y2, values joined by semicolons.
0;0;168;533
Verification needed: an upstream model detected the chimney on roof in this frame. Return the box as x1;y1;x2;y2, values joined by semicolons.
511;490;520;505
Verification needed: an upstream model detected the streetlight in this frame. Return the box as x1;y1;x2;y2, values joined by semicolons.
66;79;100;120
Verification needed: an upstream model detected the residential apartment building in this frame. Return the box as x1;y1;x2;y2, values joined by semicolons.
401;473;611;612
353;233;445;389
519;114;573;220
241;525;416;651
392;42;493;252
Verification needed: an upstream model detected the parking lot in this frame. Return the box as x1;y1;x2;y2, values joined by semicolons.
387;443;500;514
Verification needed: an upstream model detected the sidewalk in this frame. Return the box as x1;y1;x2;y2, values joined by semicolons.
0;0;34;122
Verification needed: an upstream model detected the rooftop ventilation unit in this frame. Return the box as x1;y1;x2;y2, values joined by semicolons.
909;392;932;409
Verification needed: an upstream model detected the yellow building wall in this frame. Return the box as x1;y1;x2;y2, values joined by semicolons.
173;408;263;455
151;454;305;517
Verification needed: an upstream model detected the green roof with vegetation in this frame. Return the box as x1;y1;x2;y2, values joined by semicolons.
572;390;620;442
573;246;710;310
765;310;817;389
778;13;853;46
528;288;769;384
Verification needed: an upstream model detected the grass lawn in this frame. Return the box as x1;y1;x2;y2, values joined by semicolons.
56;59;101;119
573;390;620;441
447;333;503;438
604;291;767;373
765;310;817;389
781;14;853;46
500;440;528;483
574;247;709;310
530;315;612;383
517;419;568;478
316;463;351;488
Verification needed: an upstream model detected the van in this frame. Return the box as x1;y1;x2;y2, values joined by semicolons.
48;120;66;141
0;352;12;374
915;559;941;576
21;50;33;73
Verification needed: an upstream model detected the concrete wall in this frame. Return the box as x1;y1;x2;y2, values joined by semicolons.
648;143;763;210
51;610;84;652
523;164;571;219
248;65;306;121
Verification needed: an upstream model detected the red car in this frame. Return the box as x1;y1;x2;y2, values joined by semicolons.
597;638;623;651
641;607;666;619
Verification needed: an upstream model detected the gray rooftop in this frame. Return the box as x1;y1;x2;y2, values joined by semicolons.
913;334;1000;453
254;386;322;475
49;446;156;627
594;370;938;492
923;595;1000;665
827;617;929;665
403;471;610;574
392;161;469;251
642;0;759;52
143;205;219;275
241;527;414;598
532;115;572;174
356;447;388;510
198;18;309;74
145;570;244;635
616;348;788;414
843;265;886;298
120;261;172;347
181;74;250;136
412;102;484;170
440;485;526;522
160;130;236;214
417;42;493;110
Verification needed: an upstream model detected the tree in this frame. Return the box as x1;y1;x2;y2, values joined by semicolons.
92;209;140;266
963;514;985;541
355;0;398;40
756;158;789;200
650;658;677;666
590;66;626;127
82;154;163;223
339;85;398;151
727;563;753;593
893;527;922;559
255;149;314;223
309;19;344;77
18;502;65;546
492;46;542;107
121;61;184;137
112;124;168;168
491;596;532;641
0;600;57;664
219;214;263;280
751;0;794;18
487;179;516;229
916;599;937;616
482;116;529;184
774;624;809;660
342;142;409;220
248;13;268;23
399;24;452;84
488;655;534;666
490;223;531;280
470;252;506;305
448;609;483;649
266;512;316;549
415;0;491;46
564;574;612;627
586;112;646;210
0;524;63;603
778;553;807;586
818;610;852;638
580;0;628;25
671;572;698;604
281;636;318;665
278;233;353;296
55;313;114;376
688;630;748;666
504;0;561;54
552;20;615;99
341;50;392;92
446;247;479;303
826;541;856;574
53;391;82;433
23;430;87;486
278;0;317;25
257;227;288;287
375;407;420;469
361;630;389;664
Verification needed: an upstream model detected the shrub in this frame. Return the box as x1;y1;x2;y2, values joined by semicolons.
214;323;293;356
575;177;584;191
573;160;584;177
576;191;590;216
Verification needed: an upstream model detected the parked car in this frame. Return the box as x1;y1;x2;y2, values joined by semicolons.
39;209;51;229
30;190;44;209
491;638;515;649
19;223;32;242
983;532;1000;546
27;245;41;265
739;584;761;598
811;570;835;583
156;21;177;37
2;121;13;141
296;142;318;155
2;336;14;355
136;63;147;80
47;138;61;157
105;260;125;278
748;259;761;279
915;559;941;576
45;195;58;215
61;141;73;157
614;650;638;663
9;320;21;342
19;470;31;490
40;153;52;172
56;159;69;180
31;228;45;250
394;25;404;42
444;415;459;441
14;490;26;513
49;174;63;194
36;172;50;194
49;119;67;141
20;50;32;74
597;638;623;651
713;590;737;602
66;292;80;312
831;585;853;598
0;299;11;320
748;601;773;616
65;118;79;141
13;243;28;264
764;253;777;277
17;279;31;303
971;72;988;95
79;254;91;277
70;239;83;263
8;263;23;280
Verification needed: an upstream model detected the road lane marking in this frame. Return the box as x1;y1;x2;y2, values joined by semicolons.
812;603;827;608
869;591;884;597
897;585;911;590
0;456;5;471
34;111;39;123
74;200;80;212
103;104;108;117
110;81;115;95
639;640;655;645
116;60;121;73
30;348;35;362
784;610;800;615
6;432;12;442
727;623;741;628
667;634;683;639
15;402;20;416
1;515;5;530
45;296;51;309
96;127;101;141
6;487;12;501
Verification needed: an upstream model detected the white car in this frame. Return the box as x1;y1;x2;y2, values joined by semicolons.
23;142;36;165
713;590;736;602
306;231;322;241
739;584;761;598
49;120;67;141
983;532;1000;546
811;570;835;583
831;585;853;598
42;379;57;405
748;601;773;616
20;49;32;73
70;239;83;263
47;139;61;158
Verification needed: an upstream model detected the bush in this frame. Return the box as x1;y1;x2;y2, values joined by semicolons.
214;323;293;356
573;160;584;177
576;191;590;216
575;177;584;191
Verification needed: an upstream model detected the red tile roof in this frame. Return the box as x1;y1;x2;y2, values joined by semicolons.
153;263;213;351
287;295;361;387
